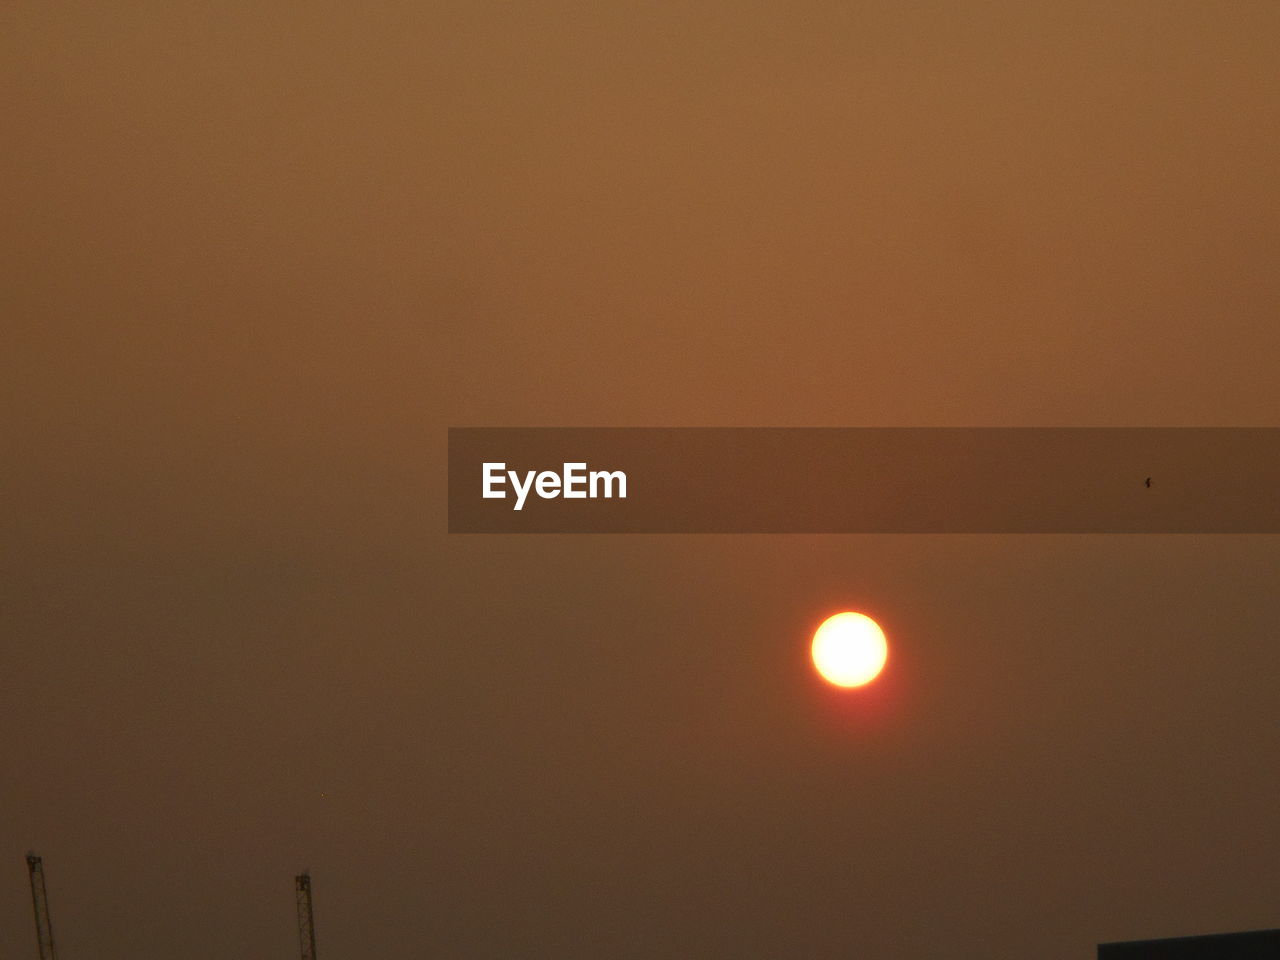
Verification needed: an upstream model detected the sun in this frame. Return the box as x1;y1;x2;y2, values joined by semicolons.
811;612;888;688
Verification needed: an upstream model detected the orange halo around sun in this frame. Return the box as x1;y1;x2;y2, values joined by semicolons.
811;612;888;688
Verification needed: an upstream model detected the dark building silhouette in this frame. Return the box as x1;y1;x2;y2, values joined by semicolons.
1099;928;1280;958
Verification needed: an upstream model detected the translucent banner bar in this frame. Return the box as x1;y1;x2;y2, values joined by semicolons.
448;428;1280;533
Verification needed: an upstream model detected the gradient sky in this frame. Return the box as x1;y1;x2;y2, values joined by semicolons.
3;1;1279;957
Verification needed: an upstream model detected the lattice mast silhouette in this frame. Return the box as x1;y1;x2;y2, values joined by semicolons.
26;854;58;960
296;871;318;960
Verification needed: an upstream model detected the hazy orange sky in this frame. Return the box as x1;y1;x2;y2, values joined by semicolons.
3;1;1279;957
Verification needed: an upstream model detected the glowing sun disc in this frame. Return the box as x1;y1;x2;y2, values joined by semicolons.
811;612;887;687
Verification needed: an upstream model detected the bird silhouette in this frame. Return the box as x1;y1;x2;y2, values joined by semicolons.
1144;477;1152;488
